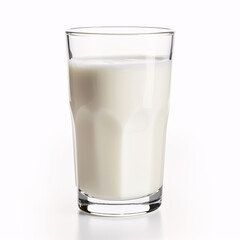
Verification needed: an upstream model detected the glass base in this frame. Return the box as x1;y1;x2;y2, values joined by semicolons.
78;187;162;216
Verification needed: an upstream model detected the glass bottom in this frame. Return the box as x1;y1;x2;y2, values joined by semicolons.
78;187;162;216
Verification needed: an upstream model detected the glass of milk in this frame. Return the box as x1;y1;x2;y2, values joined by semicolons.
66;26;174;216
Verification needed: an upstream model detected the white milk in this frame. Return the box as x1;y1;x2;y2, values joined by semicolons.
69;56;171;200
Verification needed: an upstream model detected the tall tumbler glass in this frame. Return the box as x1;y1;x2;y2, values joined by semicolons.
66;26;174;216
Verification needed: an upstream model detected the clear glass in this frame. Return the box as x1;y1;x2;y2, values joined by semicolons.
66;26;174;216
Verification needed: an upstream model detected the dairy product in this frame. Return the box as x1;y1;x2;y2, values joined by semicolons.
69;56;171;200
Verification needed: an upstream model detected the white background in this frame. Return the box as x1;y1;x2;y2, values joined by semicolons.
0;0;240;239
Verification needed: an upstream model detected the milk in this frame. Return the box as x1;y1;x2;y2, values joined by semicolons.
69;57;171;200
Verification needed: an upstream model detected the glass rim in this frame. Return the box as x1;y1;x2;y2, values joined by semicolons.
65;26;174;36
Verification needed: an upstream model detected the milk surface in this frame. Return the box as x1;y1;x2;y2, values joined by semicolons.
69;56;171;200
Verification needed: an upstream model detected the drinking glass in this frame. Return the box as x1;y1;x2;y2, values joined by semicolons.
66;26;174;216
